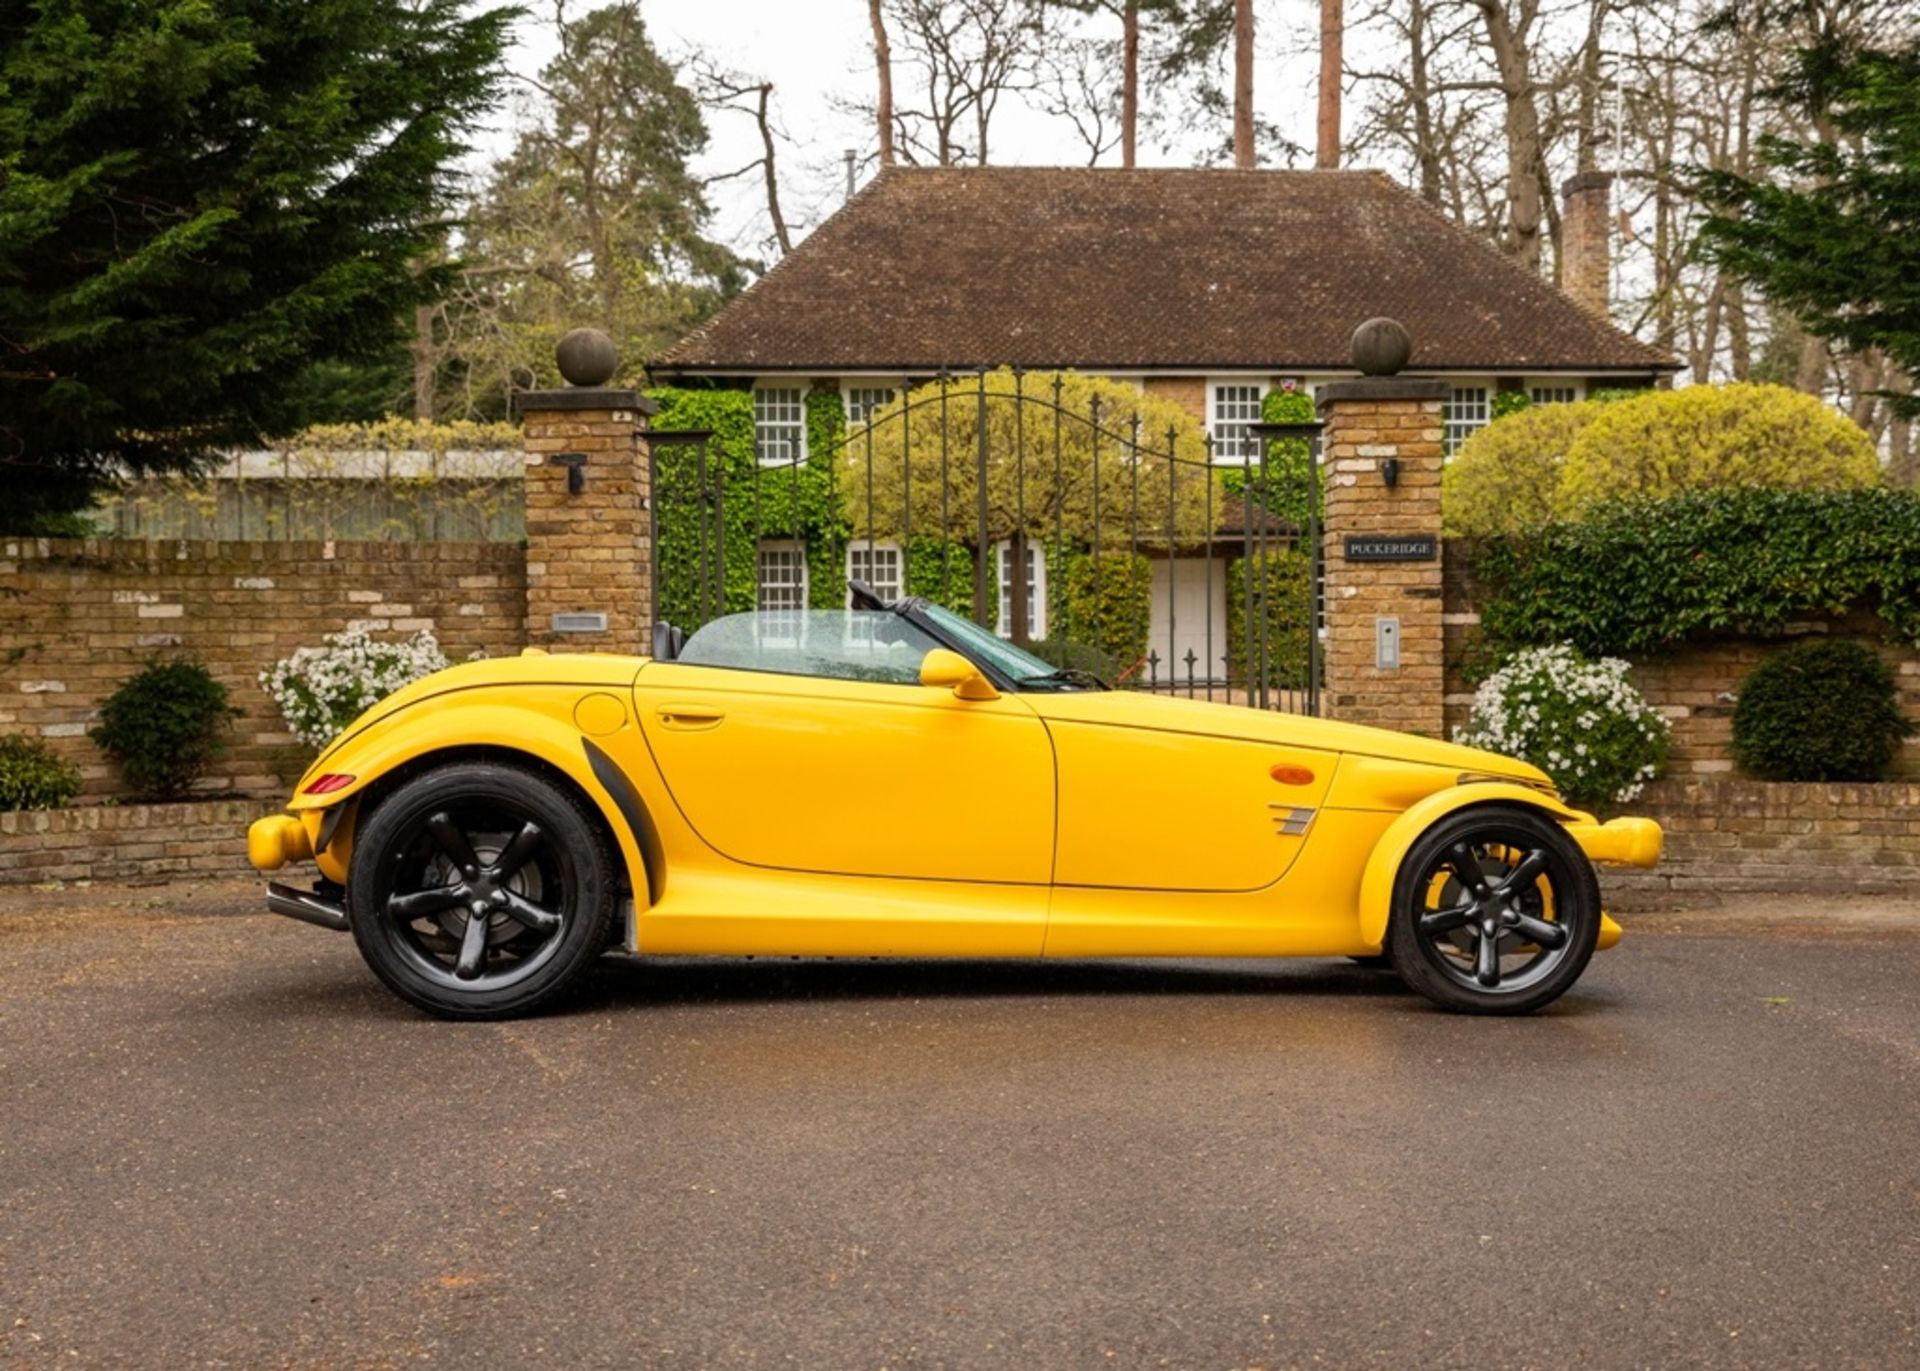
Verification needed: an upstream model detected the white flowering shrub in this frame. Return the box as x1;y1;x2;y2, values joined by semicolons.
260;629;451;748
1455;643;1670;805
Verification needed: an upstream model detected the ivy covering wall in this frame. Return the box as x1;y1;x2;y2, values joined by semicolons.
647;386;847;628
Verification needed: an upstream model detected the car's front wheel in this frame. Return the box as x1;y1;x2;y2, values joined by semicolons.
347;761;615;1019
1385;805;1600;1015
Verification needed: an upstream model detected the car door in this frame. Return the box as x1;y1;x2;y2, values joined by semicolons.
1030;693;1338;892
633;611;1055;887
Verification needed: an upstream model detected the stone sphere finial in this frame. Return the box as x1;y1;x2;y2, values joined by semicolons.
1351;317;1413;376
556;328;619;387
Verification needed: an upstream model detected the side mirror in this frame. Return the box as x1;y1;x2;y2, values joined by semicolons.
919;647;1000;701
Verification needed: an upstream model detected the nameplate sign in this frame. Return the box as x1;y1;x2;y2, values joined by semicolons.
1344;534;1437;562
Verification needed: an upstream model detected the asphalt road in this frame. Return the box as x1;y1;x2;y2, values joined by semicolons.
2;881;1917;1370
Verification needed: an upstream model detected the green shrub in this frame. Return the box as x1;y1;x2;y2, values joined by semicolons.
1453;644;1670;805
1473;489;1920;655
1731;640;1912;781
90;660;237;799
1057;551;1152;672
0;734;81;810
1555;382;1879;521
1224;547;1312;687
1443;400;1607;538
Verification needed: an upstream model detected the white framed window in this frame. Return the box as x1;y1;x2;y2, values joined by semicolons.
753;384;806;466
756;539;808;611
1529;384;1579;406
846;540;903;604
842;384;899;427
1207;381;1268;465
1443;386;1491;457
995;541;1047;640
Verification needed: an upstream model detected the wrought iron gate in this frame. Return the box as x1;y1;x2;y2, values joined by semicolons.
649;371;1322;714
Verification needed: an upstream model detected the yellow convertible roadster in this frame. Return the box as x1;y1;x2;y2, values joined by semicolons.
248;592;1662;1019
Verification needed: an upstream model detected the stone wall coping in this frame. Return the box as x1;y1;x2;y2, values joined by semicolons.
1318;377;1452;404
512;387;658;417
1;536;523;565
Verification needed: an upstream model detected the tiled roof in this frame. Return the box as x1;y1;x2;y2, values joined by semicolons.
657;167;1675;375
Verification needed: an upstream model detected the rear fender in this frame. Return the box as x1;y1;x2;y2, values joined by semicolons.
285;698;654;915
1355;783;1595;951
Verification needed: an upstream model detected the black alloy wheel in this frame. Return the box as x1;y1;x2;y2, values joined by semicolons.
1386;805;1601;1015
347;762;615;1019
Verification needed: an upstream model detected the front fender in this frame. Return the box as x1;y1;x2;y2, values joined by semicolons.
1355;783;1598;951
271;695;654;908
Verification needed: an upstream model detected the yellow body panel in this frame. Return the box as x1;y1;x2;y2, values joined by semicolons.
633;662;1055;884
249;647;1659;964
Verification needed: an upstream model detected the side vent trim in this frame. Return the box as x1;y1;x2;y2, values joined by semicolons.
583;737;665;907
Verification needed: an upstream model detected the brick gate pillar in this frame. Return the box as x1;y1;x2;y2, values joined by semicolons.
514;329;659;655
1317;319;1449;735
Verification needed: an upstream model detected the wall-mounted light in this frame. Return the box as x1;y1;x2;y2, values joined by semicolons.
549;452;588;494
1382;457;1401;489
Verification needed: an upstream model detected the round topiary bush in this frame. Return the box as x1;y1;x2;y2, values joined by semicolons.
90;659;236;799
1442;400;1607;538
1731;639;1913;781
1555;382;1879;521
1453;644;1670;805
0;734;82;810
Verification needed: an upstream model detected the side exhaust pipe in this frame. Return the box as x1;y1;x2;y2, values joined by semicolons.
266;881;350;933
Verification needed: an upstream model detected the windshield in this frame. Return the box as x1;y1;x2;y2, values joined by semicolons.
919;603;1090;688
680;611;939;685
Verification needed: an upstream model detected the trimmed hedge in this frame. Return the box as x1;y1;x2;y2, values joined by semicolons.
1225;547;1312;687
1473;489;1920;656
1057;551;1152;673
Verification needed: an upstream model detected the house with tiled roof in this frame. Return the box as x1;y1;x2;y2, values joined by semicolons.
653;166;1674;666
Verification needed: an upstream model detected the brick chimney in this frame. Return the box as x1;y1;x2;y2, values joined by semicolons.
1560;171;1613;317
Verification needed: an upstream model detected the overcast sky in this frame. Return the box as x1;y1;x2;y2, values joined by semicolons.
482;2;1335;263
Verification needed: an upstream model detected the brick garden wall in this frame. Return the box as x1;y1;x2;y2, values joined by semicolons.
1602;779;1920;904
1442;542;1920;780
0;798;279;885
0;538;527;802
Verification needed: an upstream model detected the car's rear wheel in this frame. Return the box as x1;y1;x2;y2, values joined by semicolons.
1385;805;1600;1015
347;762;615;1019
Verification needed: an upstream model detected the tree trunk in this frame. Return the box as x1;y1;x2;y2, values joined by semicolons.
1316;0;1342;168
870;0;896;167
1475;1;1544;273
1726;278;1751;380
1573;1;1607;173
411;302;436;421
1407;0;1442;203
755;84;792;254
1233;0;1254;168
1122;0;1139;168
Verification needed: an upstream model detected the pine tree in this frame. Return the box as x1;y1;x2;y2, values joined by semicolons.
0;0;514;527
1696;25;1920;418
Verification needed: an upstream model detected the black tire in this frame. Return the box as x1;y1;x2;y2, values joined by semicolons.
347;762;615;1020
1385;804;1600;1015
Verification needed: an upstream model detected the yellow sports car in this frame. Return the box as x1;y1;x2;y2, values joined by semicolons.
248;593;1662;1019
